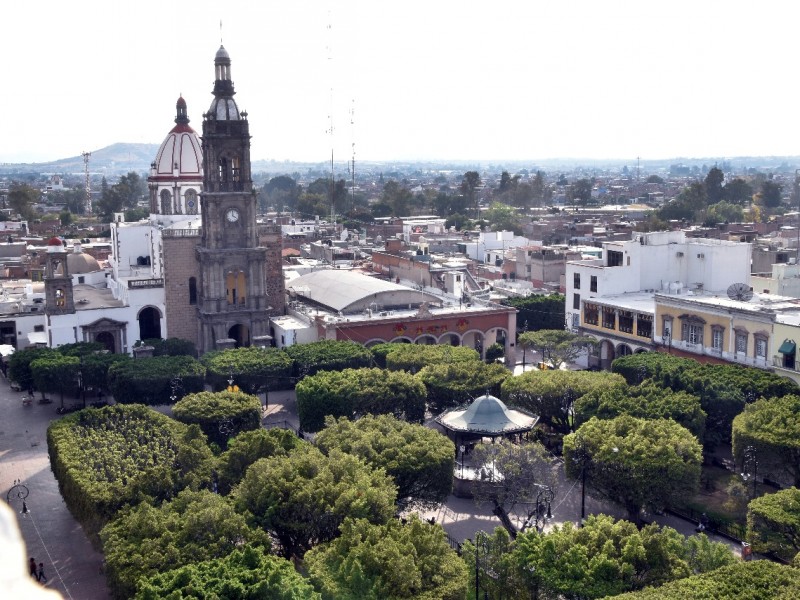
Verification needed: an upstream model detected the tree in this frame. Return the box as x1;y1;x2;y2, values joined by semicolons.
501;369;626;434
564;416;702;521
461;171;482;216
511;515;735;600
172;391;262;449
758;179;783;209
646;175;664;184
284;339;373;379
214;428;304;495
484;201;521;233
316;415;454;510
725;177;754;206
137;545;318;600
518;329;597;369
382;180;413;217
8;346;59;392
31;354;79;408
202;346;293;394
296;368;427;432
7;183;39;221
574;383;706;440
531;171;551;207
732;395;800;487
703;200;743;225
100;489;270;599
611;560;800;599
704;167;725;204
305;516;467;600
107;355;206;405
384;344;480;373
471;441;559;537
572;178;594;205
263;175;299;213
47;404;214;541
416;361;511;414
746;487;800;562
141;337;196;357
233;446;396;558
500;294;565;331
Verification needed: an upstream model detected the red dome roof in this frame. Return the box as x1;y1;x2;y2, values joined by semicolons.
47;237;63;247
176;96;187;108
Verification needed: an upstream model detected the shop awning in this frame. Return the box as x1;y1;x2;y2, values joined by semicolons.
778;340;796;354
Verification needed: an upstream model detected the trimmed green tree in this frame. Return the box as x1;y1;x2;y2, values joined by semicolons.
305;516;468;600
501;293;566;331
172;391;262;449
733;394;800;487
100;489;270;599
214;428;305;495
284;339;373;379
746;487;800;562
202;346;294;394
107;355;205;405
31;354;79;408
141;337;196;357
385;344;480;372
501;369;626;434
417;360;511;413
518;329;597;369
574;383;706;440
8;346;59;392
47;404;214;541
564;416;702;521
136;545;319;600
296;367;427;432
315;415;455;510
233;446;396;558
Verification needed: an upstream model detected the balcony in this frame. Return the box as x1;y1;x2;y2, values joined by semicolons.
128;278;164;289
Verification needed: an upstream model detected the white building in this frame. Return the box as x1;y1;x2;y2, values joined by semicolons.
565;230;752;368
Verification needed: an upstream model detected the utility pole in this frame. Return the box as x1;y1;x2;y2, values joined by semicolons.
82;151;92;214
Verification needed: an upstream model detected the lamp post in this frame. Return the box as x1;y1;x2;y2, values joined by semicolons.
741;445;758;499
472;530;492;600
572;433;589;523
520;320;528;368
533;484;554;532
6;479;29;516
169;375;183;404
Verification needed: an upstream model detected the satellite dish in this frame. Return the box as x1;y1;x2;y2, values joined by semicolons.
727;282;754;302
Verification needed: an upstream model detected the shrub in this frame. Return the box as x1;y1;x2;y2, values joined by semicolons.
107;355;205;405
202;346;293;393
385;344;479;372
284;339;373;379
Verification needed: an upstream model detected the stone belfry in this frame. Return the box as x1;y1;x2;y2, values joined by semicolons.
196;45;272;351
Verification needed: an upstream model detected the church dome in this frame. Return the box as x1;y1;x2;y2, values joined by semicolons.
150;96;203;182
66;252;101;274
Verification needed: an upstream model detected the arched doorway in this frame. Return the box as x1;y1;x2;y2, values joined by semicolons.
616;344;632;357
599;339;615;370
138;307;162;341
228;324;250;348
96;331;115;353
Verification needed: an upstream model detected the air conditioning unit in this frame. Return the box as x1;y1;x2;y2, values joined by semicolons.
697;253;705;259
676;252;684;257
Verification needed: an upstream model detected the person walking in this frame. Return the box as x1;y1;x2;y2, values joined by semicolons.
37;562;47;583
29;557;37;579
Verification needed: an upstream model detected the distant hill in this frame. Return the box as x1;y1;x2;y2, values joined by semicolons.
0;143;160;176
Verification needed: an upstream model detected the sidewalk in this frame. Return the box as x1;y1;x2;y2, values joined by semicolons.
0;381;110;600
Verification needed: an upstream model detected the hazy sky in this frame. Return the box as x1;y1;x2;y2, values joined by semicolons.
4;0;799;164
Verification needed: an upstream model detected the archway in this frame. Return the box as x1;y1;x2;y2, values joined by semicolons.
616;344;632;357
599;340;615;370
96;331;115;353
228;324;250;348
415;335;437;345
634;348;648;354
439;333;461;347
138;306;162;341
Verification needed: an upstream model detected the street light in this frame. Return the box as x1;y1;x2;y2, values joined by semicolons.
741;446;758;499
520;320;528;368
572;433;590;523
533;484;554;532
6;479;29;516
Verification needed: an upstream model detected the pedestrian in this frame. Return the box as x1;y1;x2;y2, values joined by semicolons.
29;557;37;579
37;562;47;583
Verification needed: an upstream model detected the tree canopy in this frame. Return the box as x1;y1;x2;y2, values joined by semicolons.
100;489;270;599
384;344;480;372
107;355;206;405
233;446;396;558
296;367;426;432
501;294;566;332
315;415;454;510
518;329;597;369
564;416;702;520
305;516;467;600
746;486;800;562
202;346;294;394
172;390;262;449
284;339;373;379
733;394;800;487
417;360;511;414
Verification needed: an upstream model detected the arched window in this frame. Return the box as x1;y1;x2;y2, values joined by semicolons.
189;277;197;305
226;271;246;305
185;190;198;215
55;288;65;307
160;189;172;214
231;156;241;182
218;158;228;182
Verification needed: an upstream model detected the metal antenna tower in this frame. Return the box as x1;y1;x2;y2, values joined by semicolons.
82;151;92;214
326;13;336;226
350;99;355;212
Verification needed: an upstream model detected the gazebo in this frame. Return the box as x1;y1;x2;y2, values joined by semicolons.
435;394;539;448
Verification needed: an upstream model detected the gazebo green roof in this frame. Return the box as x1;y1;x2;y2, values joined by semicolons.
435;394;538;436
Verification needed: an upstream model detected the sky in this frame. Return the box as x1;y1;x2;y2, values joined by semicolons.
4;0;800;165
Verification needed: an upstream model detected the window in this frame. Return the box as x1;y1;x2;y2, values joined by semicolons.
185;190;198;215
160;189;172;215
662;317;673;342
226;271;246;305
189;277;197;305
218;158;228;182
590;275;598;293
636;314;652;338
618;311;634;334
755;337;767;359
607;250;623;267
711;327;724;350
55;288;65;307
735;331;748;354
584;303;599;326
573;293;581;310
77;276;85;284
681;322;703;344
34;325;44;333
574;273;581;289
602;307;616;329
231;156;241;182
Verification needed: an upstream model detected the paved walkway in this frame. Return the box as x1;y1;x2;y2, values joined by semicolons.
0;381;110;599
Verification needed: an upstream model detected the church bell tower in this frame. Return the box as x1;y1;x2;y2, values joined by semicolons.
196;45;271;351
